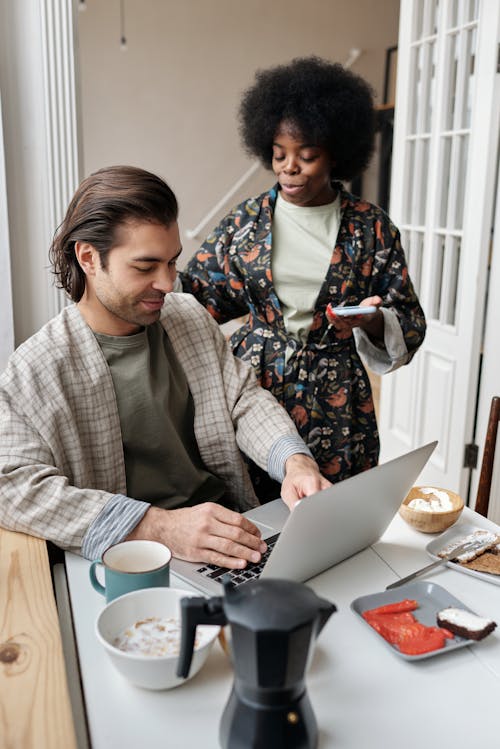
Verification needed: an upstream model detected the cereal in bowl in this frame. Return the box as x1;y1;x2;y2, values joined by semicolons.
113;617;200;657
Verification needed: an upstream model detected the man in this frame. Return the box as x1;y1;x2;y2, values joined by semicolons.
0;166;329;567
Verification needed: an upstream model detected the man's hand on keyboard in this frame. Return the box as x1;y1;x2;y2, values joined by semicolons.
281;454;331;511
126;503;267;569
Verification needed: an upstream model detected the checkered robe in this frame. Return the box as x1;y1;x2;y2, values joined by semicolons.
0;293;299;553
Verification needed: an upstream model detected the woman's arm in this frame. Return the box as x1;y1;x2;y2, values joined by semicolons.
179;212;250;323
346;218;426;374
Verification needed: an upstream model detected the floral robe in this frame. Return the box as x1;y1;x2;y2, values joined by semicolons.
180;183;426;483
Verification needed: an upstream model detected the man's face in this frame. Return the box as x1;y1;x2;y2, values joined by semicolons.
85;220;182;335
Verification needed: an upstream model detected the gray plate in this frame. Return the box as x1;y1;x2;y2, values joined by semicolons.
426;520;500;587
351;580;477;661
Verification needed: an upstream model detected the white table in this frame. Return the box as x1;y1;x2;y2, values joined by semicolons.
63;508;500;749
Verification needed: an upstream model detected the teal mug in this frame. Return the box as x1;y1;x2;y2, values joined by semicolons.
89;540;171;603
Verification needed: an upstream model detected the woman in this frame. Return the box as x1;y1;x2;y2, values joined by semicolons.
179;56;426;499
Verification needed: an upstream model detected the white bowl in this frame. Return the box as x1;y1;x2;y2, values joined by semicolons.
95;586;219;690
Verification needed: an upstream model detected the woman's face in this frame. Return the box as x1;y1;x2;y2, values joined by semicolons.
271;124;336;207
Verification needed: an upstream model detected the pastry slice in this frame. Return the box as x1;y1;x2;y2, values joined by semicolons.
460;552;500;576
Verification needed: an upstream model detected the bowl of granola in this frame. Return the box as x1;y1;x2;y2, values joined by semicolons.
95;587;219;690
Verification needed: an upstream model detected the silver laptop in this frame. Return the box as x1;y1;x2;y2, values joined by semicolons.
171;441;437;595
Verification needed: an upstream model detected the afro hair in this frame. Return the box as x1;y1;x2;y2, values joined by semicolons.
238;56;376;181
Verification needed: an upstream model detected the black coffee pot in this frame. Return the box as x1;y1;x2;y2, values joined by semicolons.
177;579;336;749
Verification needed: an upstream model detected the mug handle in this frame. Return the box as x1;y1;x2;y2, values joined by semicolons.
89;559;106;596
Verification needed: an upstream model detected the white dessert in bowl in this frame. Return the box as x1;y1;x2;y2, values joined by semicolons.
399;486;464;533
407;487;454;512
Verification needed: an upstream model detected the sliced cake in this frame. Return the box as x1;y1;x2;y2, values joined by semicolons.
436;607;497;641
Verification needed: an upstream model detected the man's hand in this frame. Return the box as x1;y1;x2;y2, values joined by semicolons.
326;296;384;341
281;454;331;511
126;503;267;569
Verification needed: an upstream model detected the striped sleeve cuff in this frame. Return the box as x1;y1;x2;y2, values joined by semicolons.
267;435;314;482
81;494;150;560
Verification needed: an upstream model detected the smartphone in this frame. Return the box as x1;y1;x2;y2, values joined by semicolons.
329;304;377;317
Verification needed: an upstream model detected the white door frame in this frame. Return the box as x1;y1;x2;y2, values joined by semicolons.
380;0;500;501
0;0;79;347
0;90;14;372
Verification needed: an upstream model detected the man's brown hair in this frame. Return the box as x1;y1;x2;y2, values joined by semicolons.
50;165;178;302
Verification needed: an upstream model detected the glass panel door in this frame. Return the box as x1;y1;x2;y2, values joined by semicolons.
379;0;500;496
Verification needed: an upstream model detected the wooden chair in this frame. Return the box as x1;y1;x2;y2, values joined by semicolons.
475;396;500;517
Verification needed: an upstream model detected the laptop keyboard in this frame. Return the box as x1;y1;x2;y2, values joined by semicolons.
195;533;280;588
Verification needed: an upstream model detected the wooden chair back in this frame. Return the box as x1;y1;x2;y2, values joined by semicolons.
475;396;500;517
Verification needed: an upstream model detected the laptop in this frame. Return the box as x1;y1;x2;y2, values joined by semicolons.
171;441;437;595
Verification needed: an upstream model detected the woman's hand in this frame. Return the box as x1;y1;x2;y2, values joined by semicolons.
326;296;384;341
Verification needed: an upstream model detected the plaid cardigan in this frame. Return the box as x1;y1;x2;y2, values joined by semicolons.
0;294;298;553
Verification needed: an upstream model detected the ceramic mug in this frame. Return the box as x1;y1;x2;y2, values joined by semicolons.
89;540;171;602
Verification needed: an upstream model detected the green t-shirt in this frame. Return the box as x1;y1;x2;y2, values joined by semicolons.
95;322;225;508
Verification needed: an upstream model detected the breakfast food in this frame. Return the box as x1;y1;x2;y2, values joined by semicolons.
408;487;454;512
460;550;500;575
437;529;500;563
436;607;497;641
113;616;200;657
362;599;454;655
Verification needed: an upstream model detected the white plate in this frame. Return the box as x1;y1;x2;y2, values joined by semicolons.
426;518;500;587
351;580;478;661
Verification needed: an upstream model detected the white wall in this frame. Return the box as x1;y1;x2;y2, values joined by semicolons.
1;0;400;346
77;0;400;264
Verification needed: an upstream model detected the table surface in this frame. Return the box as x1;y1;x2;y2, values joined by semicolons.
65;507;500;749
0;528;77;749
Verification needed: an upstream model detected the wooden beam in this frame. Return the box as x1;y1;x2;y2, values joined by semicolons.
0;529;77;749
475;396;500;517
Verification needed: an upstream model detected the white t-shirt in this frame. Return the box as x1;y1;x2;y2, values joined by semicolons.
271;192;341;344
